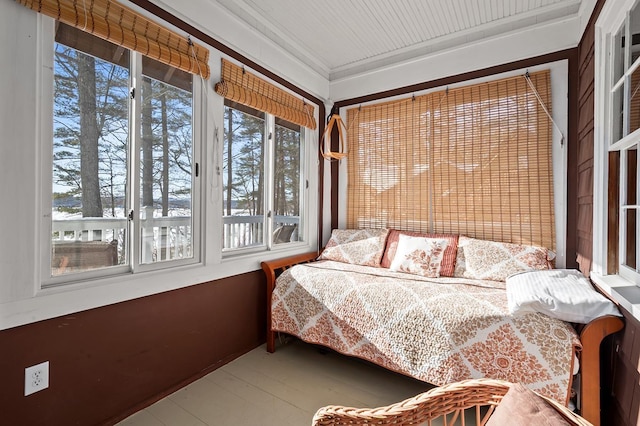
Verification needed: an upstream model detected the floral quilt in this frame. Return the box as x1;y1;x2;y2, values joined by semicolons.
271;260;581;404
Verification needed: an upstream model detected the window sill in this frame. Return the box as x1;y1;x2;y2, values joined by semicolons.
591;272;640;320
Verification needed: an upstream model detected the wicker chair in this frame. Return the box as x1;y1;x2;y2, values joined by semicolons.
311;378;592;426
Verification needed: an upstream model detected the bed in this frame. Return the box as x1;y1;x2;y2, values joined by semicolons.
261;229;624;426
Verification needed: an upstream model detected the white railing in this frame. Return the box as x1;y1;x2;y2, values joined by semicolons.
222;215;299;249
52;217;127;243
52;215;193;263
51;214;300;261
141;214;193;262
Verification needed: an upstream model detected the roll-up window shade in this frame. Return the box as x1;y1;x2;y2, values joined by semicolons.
16;0;210;79
346;70;555;252
215;59;317;129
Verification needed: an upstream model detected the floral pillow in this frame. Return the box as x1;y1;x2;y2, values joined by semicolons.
381;230;459;276
388;234;449;278
453;236;550;282
318;228;389;267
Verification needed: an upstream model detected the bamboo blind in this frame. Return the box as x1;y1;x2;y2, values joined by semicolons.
215;59;317;129
346;70;556;251
16;0;210;79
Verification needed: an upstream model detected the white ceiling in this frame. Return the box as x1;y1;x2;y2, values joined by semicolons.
210;0;584;81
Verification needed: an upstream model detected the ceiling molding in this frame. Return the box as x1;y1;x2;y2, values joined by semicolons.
210;0;584;81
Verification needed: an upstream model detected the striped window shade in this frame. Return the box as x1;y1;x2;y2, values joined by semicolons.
16;0;210;78
346;70;556;252
215;59;317;129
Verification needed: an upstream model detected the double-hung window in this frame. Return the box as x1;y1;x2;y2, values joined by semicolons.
595;0;640;286
46;22;202;283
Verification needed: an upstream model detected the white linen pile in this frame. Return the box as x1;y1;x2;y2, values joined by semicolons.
506;269;621;324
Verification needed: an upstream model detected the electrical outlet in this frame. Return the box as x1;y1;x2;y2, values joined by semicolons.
24;361;49;396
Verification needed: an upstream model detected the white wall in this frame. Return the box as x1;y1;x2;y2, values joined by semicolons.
0;1;40;304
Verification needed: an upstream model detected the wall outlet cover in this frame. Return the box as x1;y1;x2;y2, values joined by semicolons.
25;361;49;396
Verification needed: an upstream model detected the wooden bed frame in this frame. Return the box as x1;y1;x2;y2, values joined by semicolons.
262;251;624;426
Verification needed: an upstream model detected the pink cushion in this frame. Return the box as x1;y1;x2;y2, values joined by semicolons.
486;383;572;426
381;230;458;276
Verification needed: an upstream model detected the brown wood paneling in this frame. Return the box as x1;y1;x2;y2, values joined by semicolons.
618;320;636;361
609;152;621;274
567;47;580;270
577;200;594;234
610;309;640;426
612;349;635;424
578;166;593;198
0;272;266;425
575;0;602;275
578;132;595;167
579;59;595;99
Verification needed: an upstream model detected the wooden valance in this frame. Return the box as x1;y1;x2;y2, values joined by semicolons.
16;0;210;79
215;59;316;129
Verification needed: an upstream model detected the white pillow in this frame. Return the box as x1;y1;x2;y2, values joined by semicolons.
389;235;448;278
506;269;621;323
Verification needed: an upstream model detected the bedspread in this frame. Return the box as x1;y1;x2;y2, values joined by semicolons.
271;260;581;404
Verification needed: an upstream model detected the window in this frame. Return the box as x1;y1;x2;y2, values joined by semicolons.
215;59;315;254
346;70;556;254
222;100;304;251
596;0;640;285
48;23;200;281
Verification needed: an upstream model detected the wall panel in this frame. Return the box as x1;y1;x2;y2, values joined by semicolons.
0;272;266;425
575;0;602;275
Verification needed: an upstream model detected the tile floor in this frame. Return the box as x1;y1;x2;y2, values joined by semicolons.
116;339;433;426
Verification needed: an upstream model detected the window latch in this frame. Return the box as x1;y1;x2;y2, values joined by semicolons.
130;87;135;99
128;210;134;221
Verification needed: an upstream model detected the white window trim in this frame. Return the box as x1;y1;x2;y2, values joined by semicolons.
40;19;204;288
220;97;315;258
592;0;640;319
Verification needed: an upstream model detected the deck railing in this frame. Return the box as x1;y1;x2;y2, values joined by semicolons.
222;215;299;249
51;214;299;262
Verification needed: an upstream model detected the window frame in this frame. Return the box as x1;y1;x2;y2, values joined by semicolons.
40;18;204;287
594;0;640;288
220;99;309;256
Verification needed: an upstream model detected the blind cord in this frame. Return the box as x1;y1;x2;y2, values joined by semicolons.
81;0;87;32
524;72;564;147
